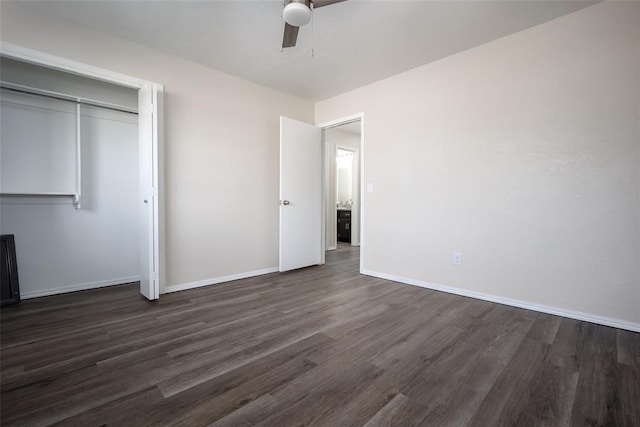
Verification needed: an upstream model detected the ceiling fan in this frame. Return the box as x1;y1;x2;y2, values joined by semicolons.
282;0;347;49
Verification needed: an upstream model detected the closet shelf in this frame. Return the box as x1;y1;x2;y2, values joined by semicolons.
1;192;81;207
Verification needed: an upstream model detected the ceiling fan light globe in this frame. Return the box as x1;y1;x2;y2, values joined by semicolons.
283;3;312;27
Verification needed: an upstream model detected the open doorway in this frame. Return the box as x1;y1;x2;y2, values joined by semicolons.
0;45;163;300
323;121;361;251
336;148;355;245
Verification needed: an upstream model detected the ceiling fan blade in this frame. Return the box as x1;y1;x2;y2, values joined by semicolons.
282;23;299;48
312;0;347;8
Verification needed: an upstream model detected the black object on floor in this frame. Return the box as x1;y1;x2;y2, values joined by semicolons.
1;234;21;306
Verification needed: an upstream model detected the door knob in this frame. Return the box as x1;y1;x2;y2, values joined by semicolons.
281;200;290;205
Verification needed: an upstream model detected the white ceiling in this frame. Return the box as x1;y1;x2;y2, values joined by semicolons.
19;0;596;101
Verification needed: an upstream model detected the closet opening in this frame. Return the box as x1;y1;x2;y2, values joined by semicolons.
0;53;162;300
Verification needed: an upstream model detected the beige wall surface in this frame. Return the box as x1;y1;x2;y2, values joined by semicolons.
0;3;314;291
316;2;640;325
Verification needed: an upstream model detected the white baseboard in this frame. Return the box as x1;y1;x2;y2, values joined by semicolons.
362;269;640;333
21;276;140;299
164;267;279;294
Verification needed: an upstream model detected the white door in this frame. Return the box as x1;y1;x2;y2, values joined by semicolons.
279;116;323;271
138;83;162;299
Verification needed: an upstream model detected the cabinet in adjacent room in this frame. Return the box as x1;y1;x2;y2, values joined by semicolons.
337;209;351;243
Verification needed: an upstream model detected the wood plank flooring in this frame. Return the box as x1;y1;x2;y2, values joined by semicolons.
1;245;639;426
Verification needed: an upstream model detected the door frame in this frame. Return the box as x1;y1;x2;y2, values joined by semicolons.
317;113;365;273
0;42;165;298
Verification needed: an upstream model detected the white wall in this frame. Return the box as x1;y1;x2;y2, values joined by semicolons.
316;2;640;327
0;2;315;292
324;127;361;249
0;98;139;298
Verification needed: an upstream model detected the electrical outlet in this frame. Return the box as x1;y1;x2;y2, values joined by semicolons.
453;252;462;266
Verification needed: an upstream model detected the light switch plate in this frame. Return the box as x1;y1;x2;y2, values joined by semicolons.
453;252;462;266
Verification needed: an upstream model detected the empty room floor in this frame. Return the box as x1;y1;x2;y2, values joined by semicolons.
1;246;638;426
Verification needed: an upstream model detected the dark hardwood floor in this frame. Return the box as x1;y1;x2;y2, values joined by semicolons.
1;246;639;426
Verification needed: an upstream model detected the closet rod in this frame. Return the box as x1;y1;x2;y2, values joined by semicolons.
0;83;138;115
